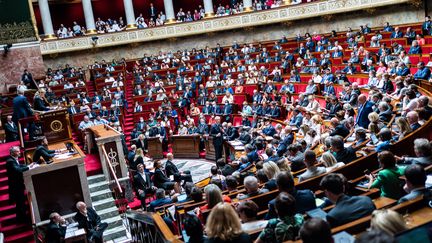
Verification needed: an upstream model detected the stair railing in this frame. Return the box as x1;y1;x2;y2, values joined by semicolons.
101;145;123;194
28;192;41;243
125;210;183;243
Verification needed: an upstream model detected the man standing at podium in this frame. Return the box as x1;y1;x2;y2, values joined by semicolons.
210;116;224;161
12;89;33;124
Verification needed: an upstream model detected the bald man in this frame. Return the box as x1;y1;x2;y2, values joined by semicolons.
74;201;108;243
164;153;192;183
355;94;374;128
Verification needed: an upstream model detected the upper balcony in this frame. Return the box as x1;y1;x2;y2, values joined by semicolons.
40;0;411;55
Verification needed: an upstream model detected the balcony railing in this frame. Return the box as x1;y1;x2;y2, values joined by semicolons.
39;0;409;55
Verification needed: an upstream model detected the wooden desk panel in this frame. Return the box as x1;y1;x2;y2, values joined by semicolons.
148;137;163;159
171;135;200;158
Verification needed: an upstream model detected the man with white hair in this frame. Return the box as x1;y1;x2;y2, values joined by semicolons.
396;138;432;167
164;153;192;183
407;111;421;131
74;201;108;243
238;176;269;200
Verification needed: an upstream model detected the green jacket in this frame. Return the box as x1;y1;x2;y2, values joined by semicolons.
371;167;405;200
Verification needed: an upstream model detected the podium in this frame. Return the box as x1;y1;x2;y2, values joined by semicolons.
23;141;90;223
147;137;164;159
88;125;128;180
171;135;200;158
204;135;216;161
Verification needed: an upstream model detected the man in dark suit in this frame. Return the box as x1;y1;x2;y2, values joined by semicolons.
12;90;33;124
45;212;67;243
225;123;239;141
320;174;375;227
67;101;79;115
165;153;192;184
135;134;147;151
6;146;31;222
153;160;179;193
266;171;316;219
331;136;357;163
127;144;137;163
238;127;251;145
329;118;350;138
134;163;157;209
135;117;146;131
4;115;18;142
149;3;157;21
33;137;56;164
356;94;374;128
74;201;108;243
209;116;224;161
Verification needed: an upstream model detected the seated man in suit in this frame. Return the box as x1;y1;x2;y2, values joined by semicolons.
329;118;350;138
32;137;56;164
4;115;18;142
164;153;192;184
45;212;67;243
153;160;180;193
74;201;108;243
266;171;316;219
320;173;375;227
396;138;432;167
149;189;174;212
398;164;430;203
134;163;157;209
237;176;268;200
331;136;357;163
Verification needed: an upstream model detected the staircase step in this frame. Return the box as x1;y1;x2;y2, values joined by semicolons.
0;204;16;217
89;180;110;193
104;215;124;230
87;174;106;184
103;225;127;241
90;189;113;201
0;177;8;187
93;197;116;211
1;223;31;236
4;230;34;243
106;235;131;243
97;206;120;220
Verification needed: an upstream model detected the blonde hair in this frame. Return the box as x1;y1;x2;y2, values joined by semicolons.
205;203;243;241
134;148;144;161
311;114;323;125
277;158;292;173
396;117;412;135
368;112;379;123
320;152;338;168
204;184;223;209
263;161;280;180
371;209;408;235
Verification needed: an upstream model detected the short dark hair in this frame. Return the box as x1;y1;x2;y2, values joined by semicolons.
237;200;259;219
276;171;294;193
155;188;165;199
256;169;268;184
210;179;223;190
183;213;203;239
216;158;226;167
184;182;194;196
330;136;344;150
355;229;395;243
190;187;203;202
275;192;296;218
320;173;345;195
405;164;426;187
210;166;218;175
300;218;332;243
378;151;396;169
304;150;316;164
379;128;392;141
226;175;238;189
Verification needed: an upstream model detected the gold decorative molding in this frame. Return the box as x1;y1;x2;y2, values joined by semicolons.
0;22;37;44
39;0;411;55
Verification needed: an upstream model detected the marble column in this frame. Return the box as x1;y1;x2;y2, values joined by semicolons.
163;0;176;24
38;0;55;39
243;0;253;12
82;0;96;33
203;0;214;18
123;0;136;29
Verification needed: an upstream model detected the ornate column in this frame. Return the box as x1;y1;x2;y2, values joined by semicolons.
163;0;176;24
82;0;96;34
203;0;214;18
123;0;136;29
37;0;55;39
243;0;253;11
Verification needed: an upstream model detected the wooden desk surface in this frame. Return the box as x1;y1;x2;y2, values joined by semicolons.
372;197;397;209
49;141;85;164
89;124;119;138
405;207;432;229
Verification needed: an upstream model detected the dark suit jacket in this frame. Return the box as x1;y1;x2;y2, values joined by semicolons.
356;101;374;128
133;172;153;194
74;207;102;233
6;156;29;201
330;124;350;138
266;189;316;219
33;145;55;163
135;138;147;150
210;124;224;146
165;160;180;179
379;109;393;123
45;221;67;243
12;95;33;123
4;122;18;142
153;168;172;188
335;147;357;163
33;97;49;111
327;195;375;227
